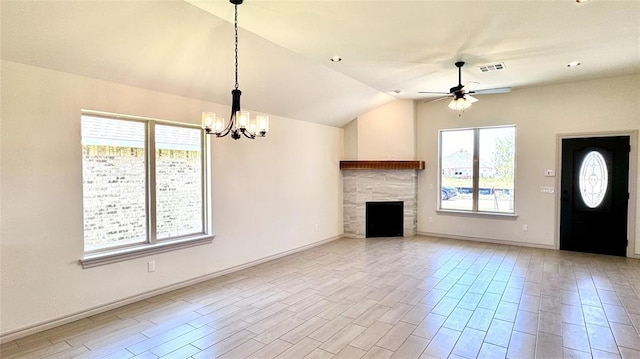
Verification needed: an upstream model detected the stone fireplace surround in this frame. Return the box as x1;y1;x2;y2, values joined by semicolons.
342;161;423;238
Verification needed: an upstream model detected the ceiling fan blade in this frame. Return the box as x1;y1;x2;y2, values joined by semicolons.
423;96;452;104
462;82;479;92
418;91;451;95
466;95;479;103
469;87;512;95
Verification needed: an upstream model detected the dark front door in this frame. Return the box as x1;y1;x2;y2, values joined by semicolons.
560;136;630;256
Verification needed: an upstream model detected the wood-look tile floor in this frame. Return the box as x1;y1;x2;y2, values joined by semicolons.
3;236;640;359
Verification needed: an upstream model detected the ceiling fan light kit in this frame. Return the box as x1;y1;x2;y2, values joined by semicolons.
448;97;472;111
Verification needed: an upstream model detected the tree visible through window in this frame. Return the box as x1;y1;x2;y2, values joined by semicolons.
439;126;516;213
81;114;207;253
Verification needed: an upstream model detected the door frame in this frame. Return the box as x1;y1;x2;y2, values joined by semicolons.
555;130;638;258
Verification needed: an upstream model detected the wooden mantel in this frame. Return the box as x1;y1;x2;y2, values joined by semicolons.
339;160;425;171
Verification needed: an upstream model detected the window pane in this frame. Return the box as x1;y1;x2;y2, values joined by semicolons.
155;125;203;239
440;129;474;210
478;127;515;213
81;116;147;251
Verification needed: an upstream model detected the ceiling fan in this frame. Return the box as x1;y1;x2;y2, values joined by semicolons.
419;61;511;110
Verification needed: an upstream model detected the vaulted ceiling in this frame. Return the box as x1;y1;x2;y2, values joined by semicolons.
2;0;639;127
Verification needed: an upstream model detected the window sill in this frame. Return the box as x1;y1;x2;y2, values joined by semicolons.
79;235;214;268
436;209;518;220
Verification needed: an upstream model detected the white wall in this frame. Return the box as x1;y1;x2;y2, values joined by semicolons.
0;60;344;337
417;75;639;253
343;118;358;160
349;100;416;160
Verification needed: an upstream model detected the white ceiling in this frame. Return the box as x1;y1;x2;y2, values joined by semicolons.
2;0;639;127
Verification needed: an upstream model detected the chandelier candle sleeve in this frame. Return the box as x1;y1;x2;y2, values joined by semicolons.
202;112;215;129
237;111;249;129
257;115;269;136
214;117;225;134
248;121;257;135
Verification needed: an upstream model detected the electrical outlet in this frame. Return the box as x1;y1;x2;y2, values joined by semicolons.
522;224;528;232
148;260;155;272
428;217;433;223
313;224;319;232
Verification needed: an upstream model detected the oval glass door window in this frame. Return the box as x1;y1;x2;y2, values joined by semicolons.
579;151;608;208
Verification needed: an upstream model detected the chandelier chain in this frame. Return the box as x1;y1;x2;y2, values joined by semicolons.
234;3;239;90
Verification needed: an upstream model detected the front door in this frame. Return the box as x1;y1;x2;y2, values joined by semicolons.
560;136;630;256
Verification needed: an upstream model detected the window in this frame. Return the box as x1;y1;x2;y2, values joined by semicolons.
579;150;608;208
80;112;211;266
439;125;516;214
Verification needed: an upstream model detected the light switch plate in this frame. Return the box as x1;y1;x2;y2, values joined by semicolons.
544;169;556;177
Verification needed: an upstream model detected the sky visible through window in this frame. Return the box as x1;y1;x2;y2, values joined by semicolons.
441;126;515;166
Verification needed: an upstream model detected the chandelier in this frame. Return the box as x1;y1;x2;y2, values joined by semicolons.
202;0;268;140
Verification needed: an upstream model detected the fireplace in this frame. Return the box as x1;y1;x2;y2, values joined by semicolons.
342;164;421;238
366;201;403;238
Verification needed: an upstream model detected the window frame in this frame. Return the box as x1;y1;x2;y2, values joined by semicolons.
79;110;213;268
437;125;518;218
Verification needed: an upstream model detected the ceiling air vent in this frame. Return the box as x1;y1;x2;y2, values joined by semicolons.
478;62;506;73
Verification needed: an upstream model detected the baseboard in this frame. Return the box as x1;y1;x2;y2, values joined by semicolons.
0;235;343;343
416;231;556;250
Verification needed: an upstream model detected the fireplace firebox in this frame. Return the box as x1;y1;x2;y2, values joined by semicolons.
366;201;403;238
